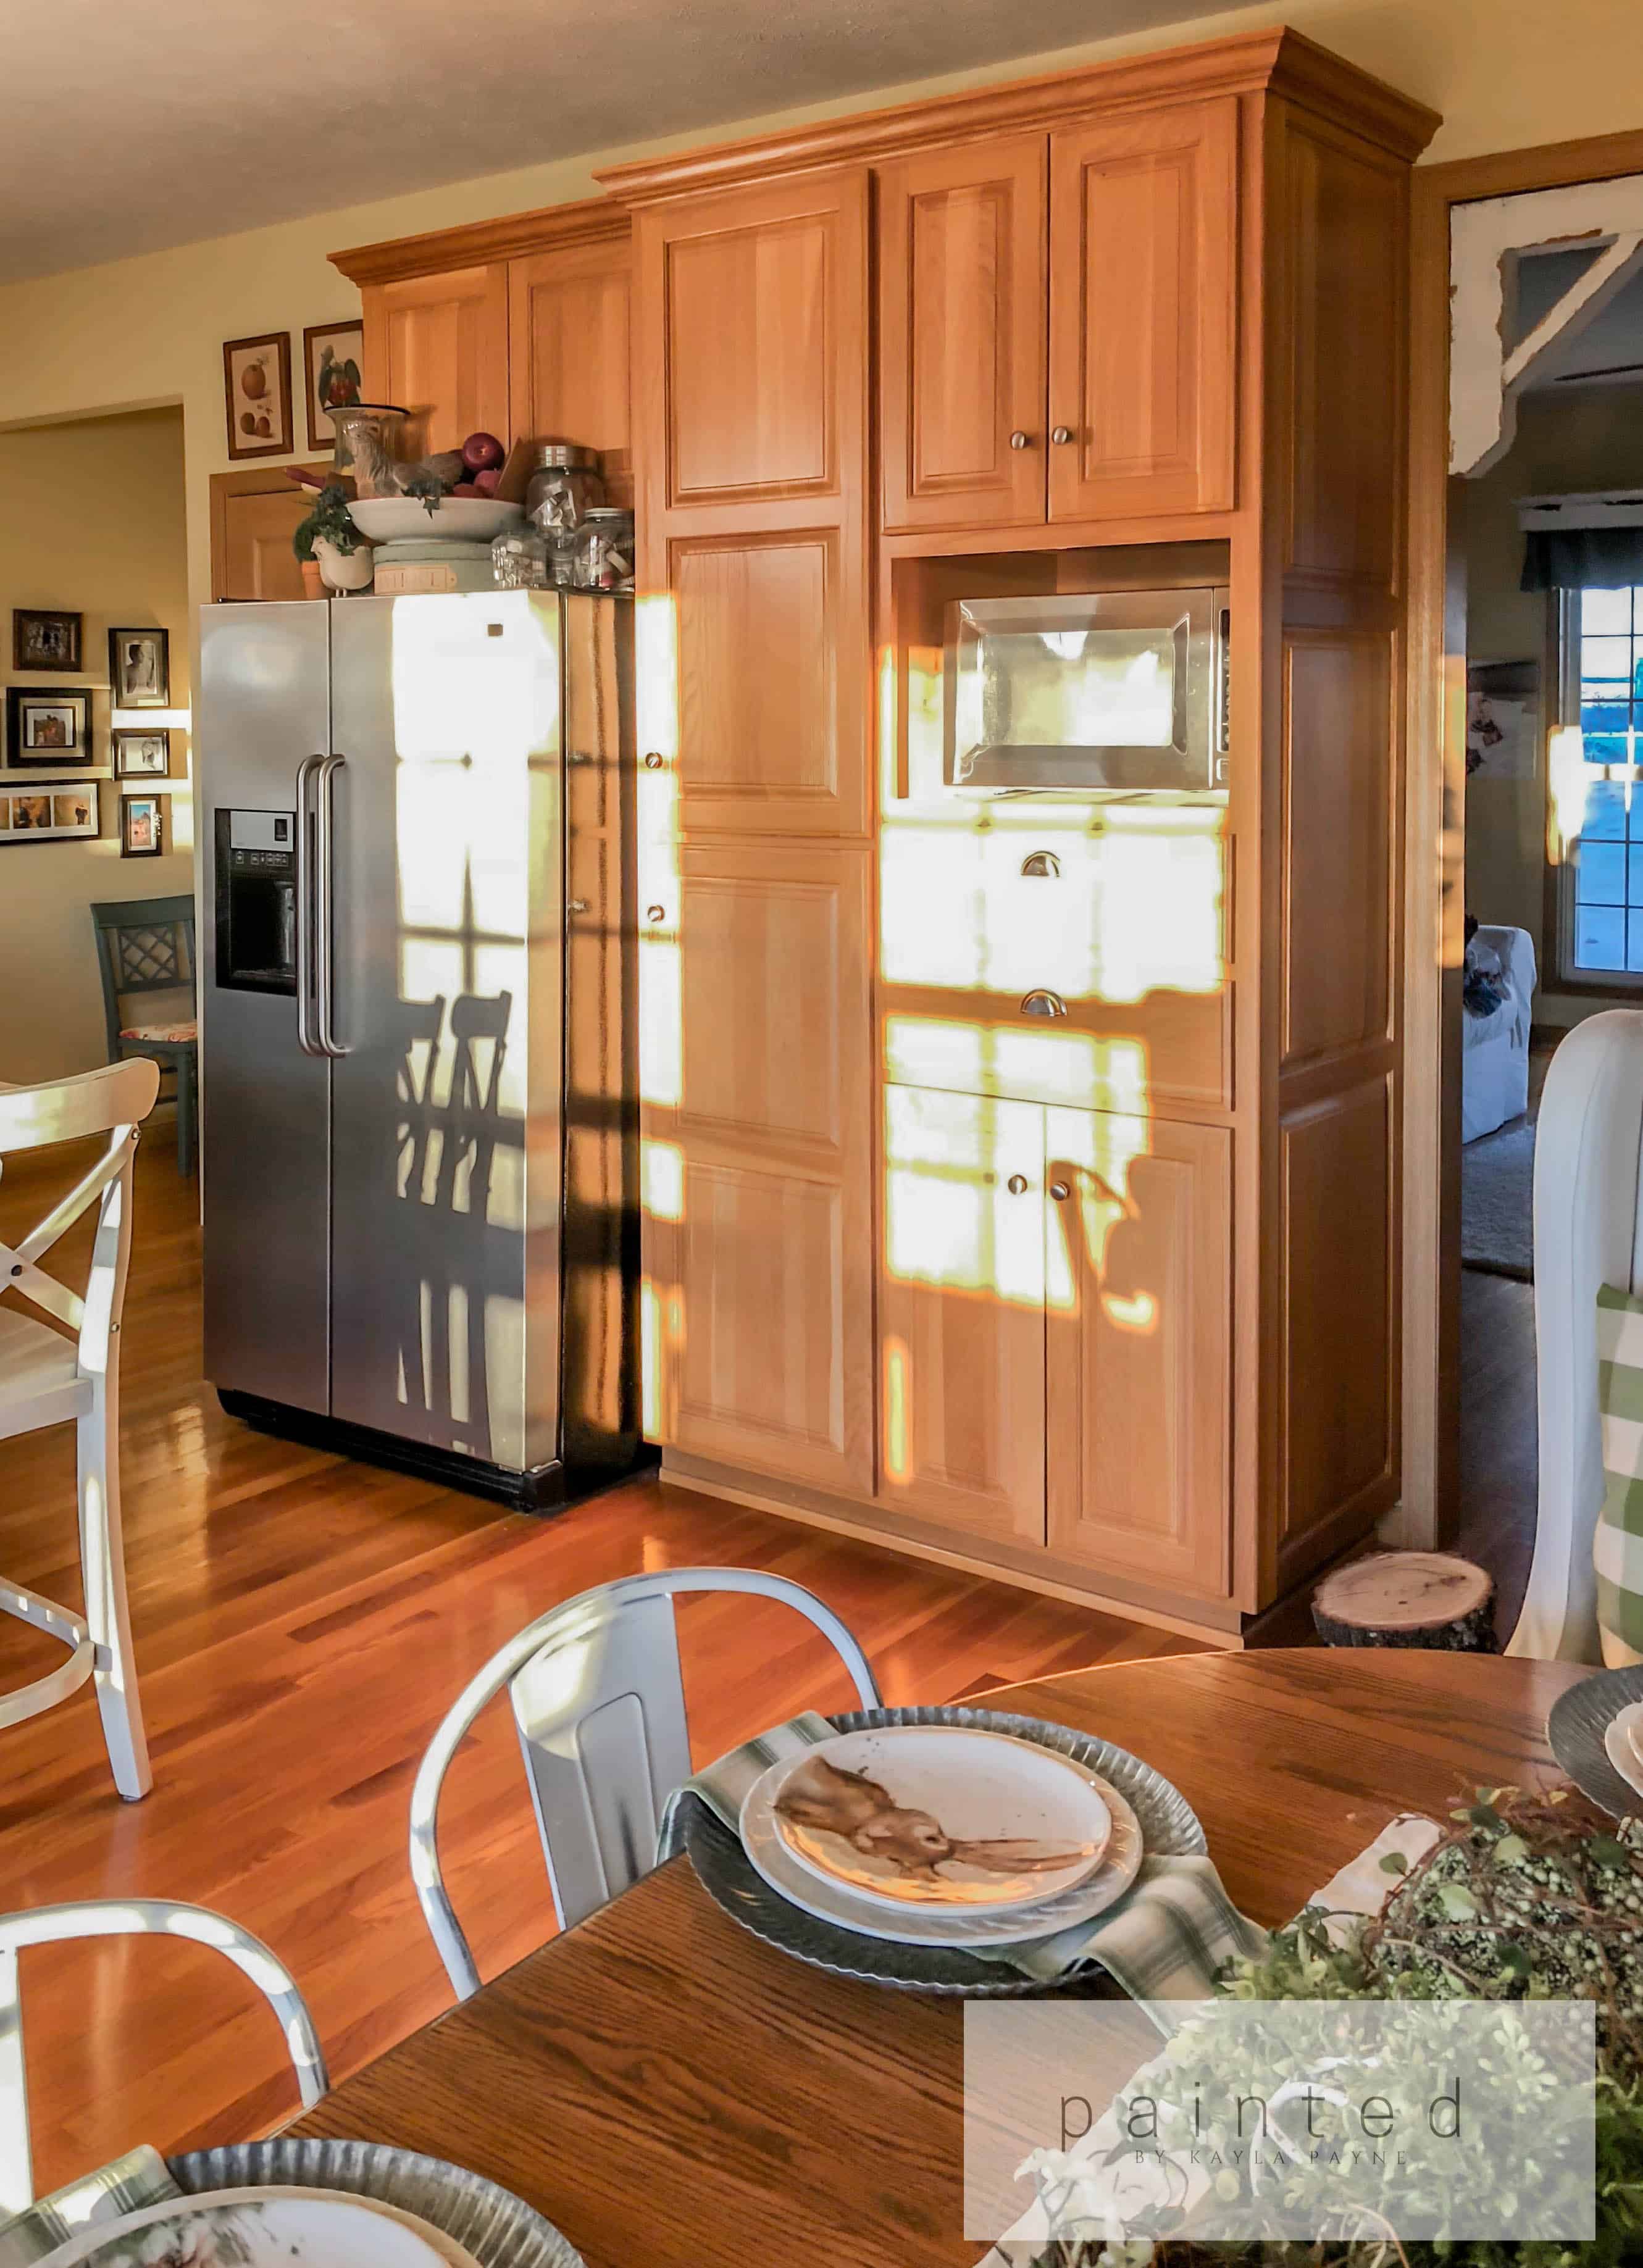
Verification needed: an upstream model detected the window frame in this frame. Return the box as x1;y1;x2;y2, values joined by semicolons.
1547;585;1643;996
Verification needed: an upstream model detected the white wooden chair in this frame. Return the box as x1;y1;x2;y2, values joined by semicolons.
1510;1010;1643;1661
409;1568;882;1998
0;1061;159;1799
0;1898;328;2213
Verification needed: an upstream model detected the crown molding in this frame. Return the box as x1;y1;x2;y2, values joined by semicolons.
331;193;629;288
596;27;1440;206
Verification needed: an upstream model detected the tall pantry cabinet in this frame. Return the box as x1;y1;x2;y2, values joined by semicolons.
606;27;1437;1643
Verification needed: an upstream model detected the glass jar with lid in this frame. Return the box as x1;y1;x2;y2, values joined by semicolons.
524;442;604;534
572;507;635;591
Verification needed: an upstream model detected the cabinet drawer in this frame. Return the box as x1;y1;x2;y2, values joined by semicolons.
879;815;1231;1114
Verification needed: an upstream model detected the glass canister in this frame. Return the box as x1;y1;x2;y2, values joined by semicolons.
491;526;553;589
572;507;635;591
524;442;604;533
328;404;409;498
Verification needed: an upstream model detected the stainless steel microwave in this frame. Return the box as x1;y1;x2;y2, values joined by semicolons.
942;586;1230;796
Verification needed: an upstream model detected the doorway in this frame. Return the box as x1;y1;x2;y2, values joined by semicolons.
1407;133;1643;1635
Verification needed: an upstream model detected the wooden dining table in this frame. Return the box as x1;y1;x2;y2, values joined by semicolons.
290;1646;1591;2268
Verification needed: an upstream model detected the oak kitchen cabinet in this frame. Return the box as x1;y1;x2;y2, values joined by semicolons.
877;98;1237;534
338;27;1438;1643
877;1085;1230;1596
330;199;632;472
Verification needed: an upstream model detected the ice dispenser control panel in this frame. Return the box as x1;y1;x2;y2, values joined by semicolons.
215;807;298;995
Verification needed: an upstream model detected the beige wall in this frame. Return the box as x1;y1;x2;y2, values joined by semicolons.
1;0;1641;640
1463;382;1643;1028
0;409;191;1084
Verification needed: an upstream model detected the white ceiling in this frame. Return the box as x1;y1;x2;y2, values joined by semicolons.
0;0;1224;285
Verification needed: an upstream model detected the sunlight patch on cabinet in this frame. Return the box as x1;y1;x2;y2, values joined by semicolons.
1045;1109;1156;1325
883;1013;1149;1119
883;1083;1044;1304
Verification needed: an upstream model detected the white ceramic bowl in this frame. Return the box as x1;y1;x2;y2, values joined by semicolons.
346;496;524;543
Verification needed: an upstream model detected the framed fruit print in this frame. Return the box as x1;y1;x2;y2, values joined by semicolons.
224;331;293;460
303;320;364;451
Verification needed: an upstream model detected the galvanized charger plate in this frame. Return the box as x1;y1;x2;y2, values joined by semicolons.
1547;1663;1643;1816
681;1703;1205;1997
170;2140;583;2268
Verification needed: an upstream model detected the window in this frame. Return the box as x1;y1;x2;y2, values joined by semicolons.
1557;586;1643;984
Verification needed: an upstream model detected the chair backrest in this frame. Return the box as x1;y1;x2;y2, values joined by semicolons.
410;1568;882;1998
1512;1011;1643;1661
0;1062;159;1383
88;896;196;1061
0;1898;328;2212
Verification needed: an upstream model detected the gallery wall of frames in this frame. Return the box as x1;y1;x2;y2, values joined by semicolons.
0;405;192;1083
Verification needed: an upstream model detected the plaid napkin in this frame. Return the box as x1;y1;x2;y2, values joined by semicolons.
0;2146;180;2267
657;1712;1266;2007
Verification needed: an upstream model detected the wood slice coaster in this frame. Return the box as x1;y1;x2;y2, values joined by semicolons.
1311;1552;1499;1653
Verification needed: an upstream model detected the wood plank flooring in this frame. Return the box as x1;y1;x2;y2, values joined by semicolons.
0;1135;1195;2195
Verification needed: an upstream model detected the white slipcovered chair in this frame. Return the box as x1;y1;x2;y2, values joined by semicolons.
1462;923;1537;1143
0;1061;159;1798
1510;1009;1643;1662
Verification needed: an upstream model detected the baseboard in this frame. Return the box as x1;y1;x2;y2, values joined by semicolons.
659;1451;1246;1646
219;1389;657;1513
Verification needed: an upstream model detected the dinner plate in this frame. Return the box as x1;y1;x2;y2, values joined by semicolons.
1547;1664;1643;1815
680;1703;1206;1996
170;2140;584;2268
741;1754;1141;1946
44;2189;453;2268
745;1725;1111;1912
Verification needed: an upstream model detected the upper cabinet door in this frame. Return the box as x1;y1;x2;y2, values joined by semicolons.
877;136;1048;533
635;169;867;514
363;264;511;462
1047;98;1238;523
634;169;870;836
509;236;634;509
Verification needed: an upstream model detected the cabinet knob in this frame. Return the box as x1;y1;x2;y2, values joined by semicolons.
567;898;590;916
1020;850;1060;878
643;751;664;770
1019;989;1068;1019
1008;430;1031;451
1051;425;1074;446
1006;1173;1029;1196
646;904;667;923
1049;1182;1071;1203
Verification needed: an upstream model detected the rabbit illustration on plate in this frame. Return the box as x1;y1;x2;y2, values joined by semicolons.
774;1754;1097;1883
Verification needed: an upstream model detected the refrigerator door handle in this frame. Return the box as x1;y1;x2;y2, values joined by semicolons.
316;753;351;1059
294;754;324;1058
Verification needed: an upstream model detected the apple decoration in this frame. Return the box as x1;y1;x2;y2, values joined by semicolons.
461;432;504;473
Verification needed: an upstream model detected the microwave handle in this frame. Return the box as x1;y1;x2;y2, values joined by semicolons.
1213;601;1231;764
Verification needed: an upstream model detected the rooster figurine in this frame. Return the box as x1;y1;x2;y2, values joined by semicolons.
774;1754;1095;1883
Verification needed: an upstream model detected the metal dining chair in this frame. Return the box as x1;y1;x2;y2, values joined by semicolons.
88;897;198;1178
0;1899;328;2213
409;1568;882;1999
0;1060;159;1799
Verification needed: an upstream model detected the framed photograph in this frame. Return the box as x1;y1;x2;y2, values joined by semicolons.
224;331;293;460
303;319;364;451
112;727;170;778
5;685;94;769
12;608;82;672
120;793;165;859
0;780;99;845
108;626;170;707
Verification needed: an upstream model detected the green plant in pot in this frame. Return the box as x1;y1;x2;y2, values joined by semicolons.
292;484;373;594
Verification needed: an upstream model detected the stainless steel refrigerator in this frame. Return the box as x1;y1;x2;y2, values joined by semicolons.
198;589;643;1509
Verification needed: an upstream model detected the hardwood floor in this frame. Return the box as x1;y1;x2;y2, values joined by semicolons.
0;1133;1196;2196
1455;1265;1537;1635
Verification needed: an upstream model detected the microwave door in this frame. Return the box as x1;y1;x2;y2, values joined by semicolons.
943;588;1219;794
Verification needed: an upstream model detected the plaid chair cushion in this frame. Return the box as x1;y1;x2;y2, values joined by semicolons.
120;1020;196;1044
1596;1283;1643;1655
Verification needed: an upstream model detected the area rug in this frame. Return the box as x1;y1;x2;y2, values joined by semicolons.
1461;1112;1535;1282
